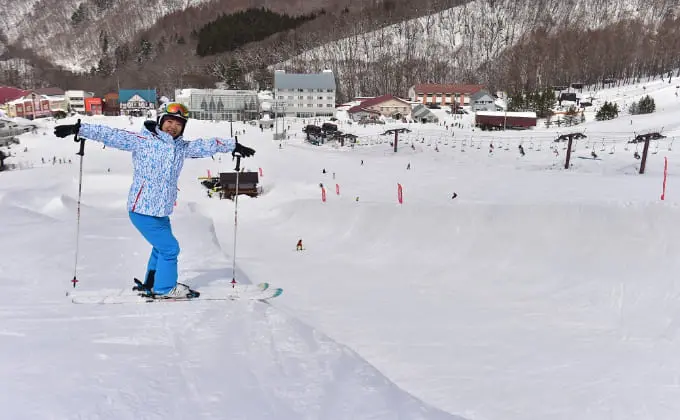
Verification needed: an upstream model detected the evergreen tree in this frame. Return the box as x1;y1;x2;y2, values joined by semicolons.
596;101;619;121
99;30;109;54
563;105;579;126
196;8;317;57
137;38;153;63
253;64;273;90
536;88;555;118
225;59;244;89
71;3;86;26
96;56;114;77
637;95;655;114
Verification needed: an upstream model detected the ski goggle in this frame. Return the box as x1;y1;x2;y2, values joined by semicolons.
164;102;189;118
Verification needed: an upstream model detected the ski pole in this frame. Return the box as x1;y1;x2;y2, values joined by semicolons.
72;119;85;289
231;142;242;288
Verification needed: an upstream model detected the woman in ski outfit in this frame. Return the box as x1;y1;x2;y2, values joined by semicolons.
54;102;255;298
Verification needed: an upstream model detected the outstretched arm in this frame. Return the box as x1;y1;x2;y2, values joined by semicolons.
184;137;236;158
78;123;145;151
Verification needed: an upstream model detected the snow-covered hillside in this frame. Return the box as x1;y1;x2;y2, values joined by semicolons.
1;77;680;419
0;0;215;72
289;0;679;79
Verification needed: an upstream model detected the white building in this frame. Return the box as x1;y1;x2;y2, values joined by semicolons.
273;70;336;118
174;89;259;121
64;90;94;114
469;90;497;112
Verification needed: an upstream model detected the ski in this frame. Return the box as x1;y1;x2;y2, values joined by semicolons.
70;282;282;304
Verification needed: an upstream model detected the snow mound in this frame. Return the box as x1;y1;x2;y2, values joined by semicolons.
0;299;462;420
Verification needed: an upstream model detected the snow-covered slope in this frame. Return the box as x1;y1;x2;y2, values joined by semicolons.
289;0;679;78
0;157;458;419
2;77;680;419
0;0;215;72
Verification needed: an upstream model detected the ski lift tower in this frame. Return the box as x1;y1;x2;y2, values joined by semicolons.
273;99;287;141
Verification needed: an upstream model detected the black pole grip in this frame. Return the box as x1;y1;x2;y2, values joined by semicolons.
74;119;85;157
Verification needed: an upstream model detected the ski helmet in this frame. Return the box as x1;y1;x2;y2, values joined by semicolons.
157;102;189;136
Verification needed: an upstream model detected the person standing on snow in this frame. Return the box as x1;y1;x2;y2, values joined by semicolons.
53;102;256;298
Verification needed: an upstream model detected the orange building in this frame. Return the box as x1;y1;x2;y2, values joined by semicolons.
84;97;102;115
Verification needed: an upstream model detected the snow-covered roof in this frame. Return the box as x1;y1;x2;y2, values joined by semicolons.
476;111;537;118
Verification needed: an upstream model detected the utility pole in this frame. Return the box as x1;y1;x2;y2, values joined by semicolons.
557;132;587;169
382;128;412;153
638;132;665;174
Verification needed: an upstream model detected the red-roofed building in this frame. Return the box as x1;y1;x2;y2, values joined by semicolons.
6;92;52;120
408;84;485;107
34;87;65;96
347;95;411;121
0;86;29;106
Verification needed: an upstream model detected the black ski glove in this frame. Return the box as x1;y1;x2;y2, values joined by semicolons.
54;121;81;138
233;141;255;158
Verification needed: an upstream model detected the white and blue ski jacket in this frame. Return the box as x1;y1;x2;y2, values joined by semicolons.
79;121;236;217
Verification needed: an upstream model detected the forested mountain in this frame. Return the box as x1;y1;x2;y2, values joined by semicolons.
1;0;679;101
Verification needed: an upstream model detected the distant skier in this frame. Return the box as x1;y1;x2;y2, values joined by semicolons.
296;239;304;251
518;144;525;156
451;192;458;199
54;102;256;298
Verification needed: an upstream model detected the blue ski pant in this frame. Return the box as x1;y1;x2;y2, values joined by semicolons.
129;211;180;294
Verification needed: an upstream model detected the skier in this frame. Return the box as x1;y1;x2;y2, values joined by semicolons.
54;102;256;298
296;239;304;251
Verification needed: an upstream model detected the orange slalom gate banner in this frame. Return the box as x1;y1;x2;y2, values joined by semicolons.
661;157;668;200
321;187;327;202
397;183;403;204
336;184;340;195
259;167;263;177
